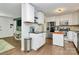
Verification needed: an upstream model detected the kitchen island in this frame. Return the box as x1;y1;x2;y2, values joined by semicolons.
51;32;64;47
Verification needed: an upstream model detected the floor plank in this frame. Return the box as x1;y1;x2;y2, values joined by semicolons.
0;37;78;55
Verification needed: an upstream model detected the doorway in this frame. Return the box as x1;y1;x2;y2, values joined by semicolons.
14;17;21;40
46;22;56;45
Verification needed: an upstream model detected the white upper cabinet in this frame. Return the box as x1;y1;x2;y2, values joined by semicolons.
69;12;79;25
36;12;44;24
46;11;79;25
22;3;34;22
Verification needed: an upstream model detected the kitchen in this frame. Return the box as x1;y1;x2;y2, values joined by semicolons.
46;11;79;52
0;3;79;55
21;3;79;55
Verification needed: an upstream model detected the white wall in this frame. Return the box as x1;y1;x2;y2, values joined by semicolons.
0;16;14;38
13;20;17;33
0;3;21;18
0;4;21;38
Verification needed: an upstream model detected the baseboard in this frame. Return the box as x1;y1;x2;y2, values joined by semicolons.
0;36;14;39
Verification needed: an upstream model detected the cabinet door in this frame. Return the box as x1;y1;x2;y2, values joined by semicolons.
32;34;43;50
30;34;39;50
22;3;34;22
55;17;60;26
40;34;45;46
36;12;44;24
72;14;78;25
67;31;73;41
57;35;64;46
28;4;34;22
68;14;72;25
73;33;77;47
68;19;72;25
77;13;79;25
53;34;64;46
32;35;40;50
68;13;79;25
37;34;42;47
43;33;46;45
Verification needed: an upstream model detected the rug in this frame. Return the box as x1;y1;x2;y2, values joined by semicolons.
0;39;15;53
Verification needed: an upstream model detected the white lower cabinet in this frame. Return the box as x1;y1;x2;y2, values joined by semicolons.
67;31;77;48
43;33;46;45
30;33;46;50
53;34;64;47
73;32;77;47
32;37;40;50
67;31;73;41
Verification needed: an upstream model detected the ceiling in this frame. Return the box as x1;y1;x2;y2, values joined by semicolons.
1;3;79;18
32;3;79;17
0;3;21;18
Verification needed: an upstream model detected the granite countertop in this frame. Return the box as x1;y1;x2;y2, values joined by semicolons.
69;30;79;33
29;32;45;34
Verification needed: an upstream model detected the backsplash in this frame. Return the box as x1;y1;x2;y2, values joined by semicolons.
58;26;79;31
69;26;79;31
30;24;43;32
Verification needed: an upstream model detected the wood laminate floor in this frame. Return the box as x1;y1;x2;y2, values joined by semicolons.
0;37;78;55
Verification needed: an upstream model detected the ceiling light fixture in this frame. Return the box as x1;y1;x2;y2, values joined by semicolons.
55;8;64;13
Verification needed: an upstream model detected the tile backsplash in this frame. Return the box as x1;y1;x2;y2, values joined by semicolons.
70;26;79;31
